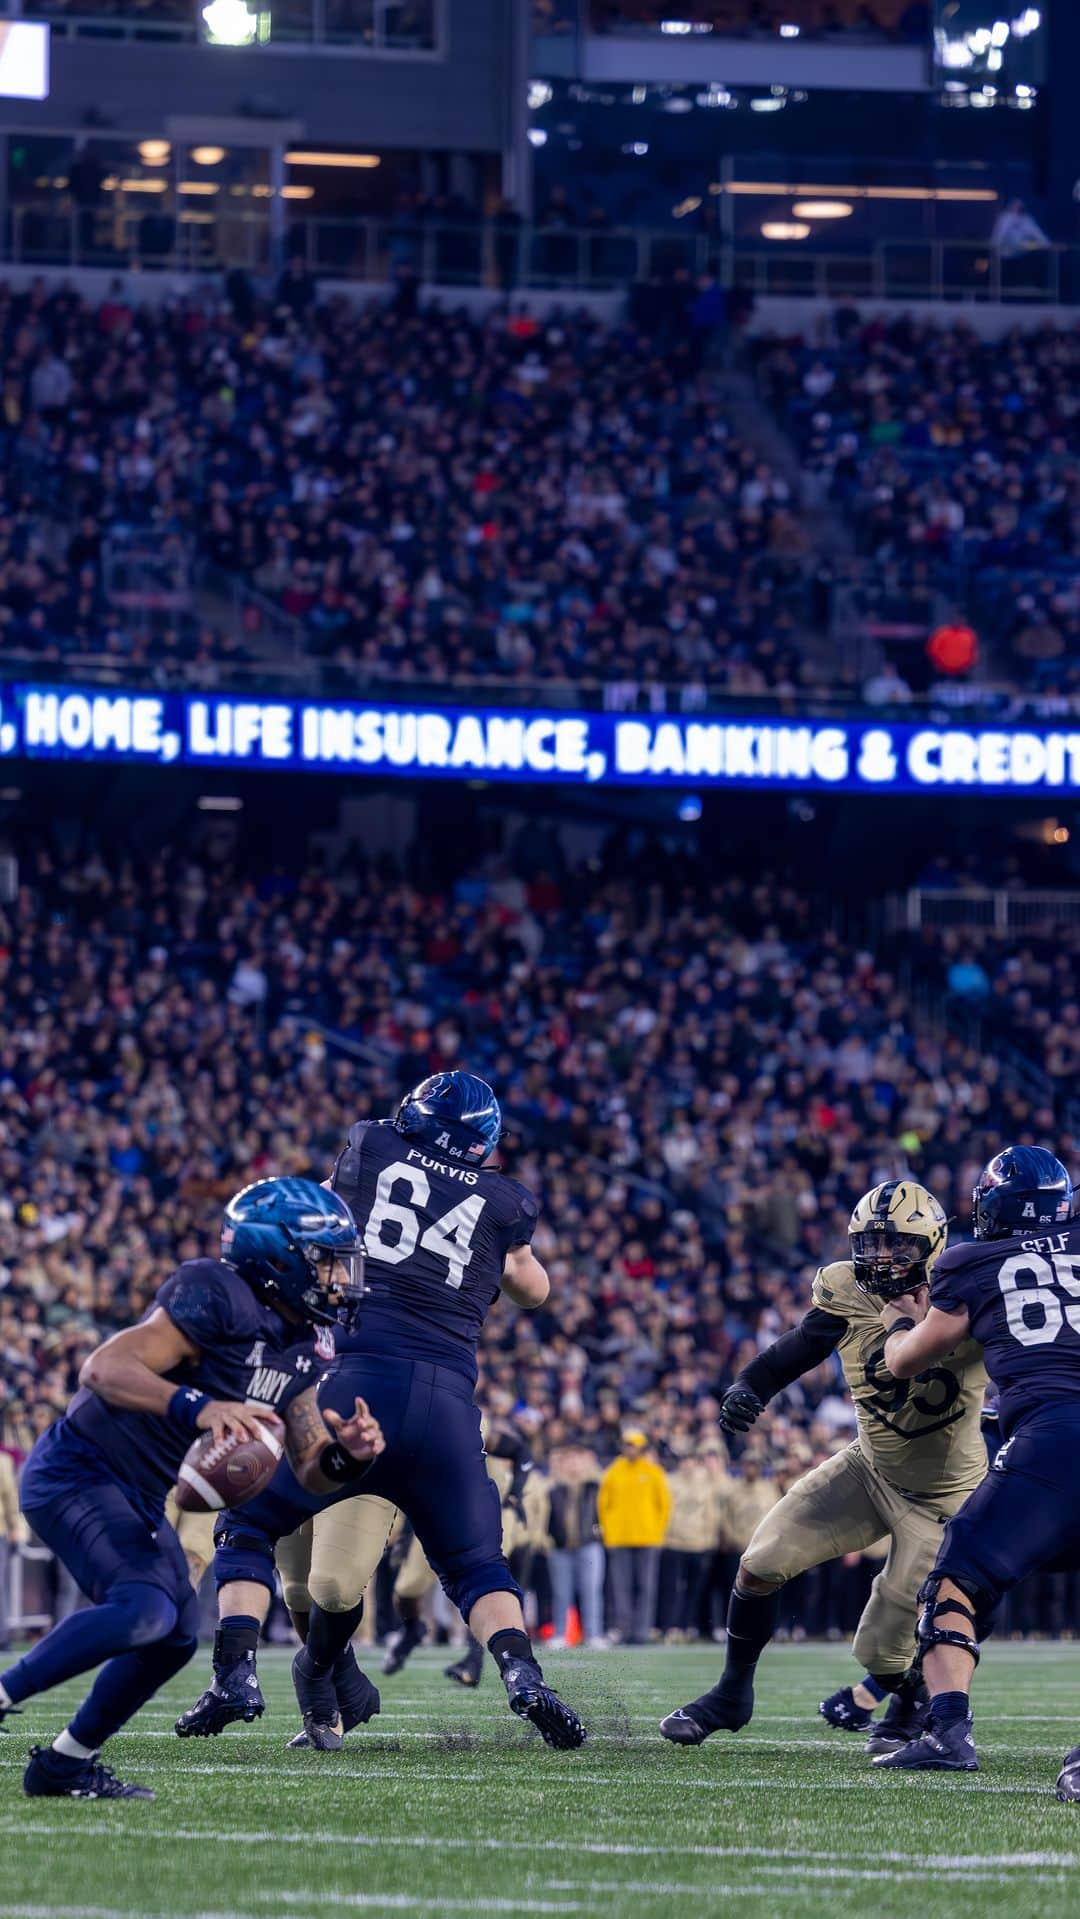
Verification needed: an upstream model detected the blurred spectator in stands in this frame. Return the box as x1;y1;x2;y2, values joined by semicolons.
547;1443;606;1648
862;658;914;706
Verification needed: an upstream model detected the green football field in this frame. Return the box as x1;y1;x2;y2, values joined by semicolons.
3;1641;1080;1919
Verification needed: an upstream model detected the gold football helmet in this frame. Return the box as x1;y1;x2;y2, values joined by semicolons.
848;1180;947;1300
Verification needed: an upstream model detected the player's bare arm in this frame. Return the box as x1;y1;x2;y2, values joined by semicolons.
79;1310;281;1446
285;1384;384;1494
500;1244;550;1309
881;1296;971;1379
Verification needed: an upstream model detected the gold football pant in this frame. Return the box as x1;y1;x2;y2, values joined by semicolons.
276;1496;398;1614
739;1443;976;1675
392;1528;438;1605
165;1494;216;1589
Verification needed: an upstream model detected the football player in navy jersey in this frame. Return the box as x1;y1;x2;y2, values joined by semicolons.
205;1072;586;1751
871;1146;1080;1792
0;1178;381;1801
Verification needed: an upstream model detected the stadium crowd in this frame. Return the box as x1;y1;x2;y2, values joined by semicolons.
0;279;806;698
1;826;1073;1642
754;311;1080;701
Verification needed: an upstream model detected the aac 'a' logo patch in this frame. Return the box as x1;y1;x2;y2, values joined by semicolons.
1023;1202;1036;1217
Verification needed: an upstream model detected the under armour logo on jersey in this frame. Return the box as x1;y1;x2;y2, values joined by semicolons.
245;1340;266;1368
294;1355;313;1374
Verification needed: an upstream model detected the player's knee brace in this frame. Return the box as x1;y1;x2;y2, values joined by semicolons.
212;1520;278;1596
109;1580;181;1649
914;1571;991;1671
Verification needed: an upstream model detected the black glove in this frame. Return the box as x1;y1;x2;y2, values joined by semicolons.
718;1385;765;1434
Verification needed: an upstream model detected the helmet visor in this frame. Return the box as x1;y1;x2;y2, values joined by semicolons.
850;1227;931;1300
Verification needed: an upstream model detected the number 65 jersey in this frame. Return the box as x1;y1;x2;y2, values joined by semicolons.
329;1119;539;1383
812;1262;988;1499
930;1222;1080;1442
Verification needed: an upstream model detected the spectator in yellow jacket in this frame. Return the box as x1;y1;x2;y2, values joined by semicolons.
598;1430;671;1644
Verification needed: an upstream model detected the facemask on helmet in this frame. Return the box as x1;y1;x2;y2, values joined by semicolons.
848;1180;947;1302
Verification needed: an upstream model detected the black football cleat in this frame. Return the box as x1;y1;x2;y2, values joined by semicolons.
286;1648;347;1749
865;1689;932;1757
660;1674;754;1746
334;1646;381;1734
286;1711;344;1752
175;1656;265;1737
382;1619;427;1677
445;1652;484;1689
501;1659;586;1750
24;1744;155;1800
1055;1747;1080;1802
873;1714;978;1773
819;1686;875;1733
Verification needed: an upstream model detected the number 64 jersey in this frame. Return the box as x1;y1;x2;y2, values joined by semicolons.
812;1261;988;1499
930;1222;1080;1441
329;1119;539;1383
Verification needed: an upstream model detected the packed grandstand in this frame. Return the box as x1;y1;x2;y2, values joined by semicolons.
1;285;1075;706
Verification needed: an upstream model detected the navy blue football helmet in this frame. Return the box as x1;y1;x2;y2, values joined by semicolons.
221;1177;364;1324
972;1147;1074;1240
394;1071;502;1165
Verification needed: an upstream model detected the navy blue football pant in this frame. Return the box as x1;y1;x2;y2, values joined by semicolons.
215;1355;520;1623
933;1403;1080;1624
2;1423;199;1749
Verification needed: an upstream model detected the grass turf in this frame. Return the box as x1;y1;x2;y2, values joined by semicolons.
2;1641;1080;1918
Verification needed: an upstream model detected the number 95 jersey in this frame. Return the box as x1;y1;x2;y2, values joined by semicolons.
329;1119;539;1382
812;1261;988;1499
930;1222;1080;1441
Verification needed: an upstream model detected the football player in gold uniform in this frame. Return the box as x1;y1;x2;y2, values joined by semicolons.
661;1181;987;1752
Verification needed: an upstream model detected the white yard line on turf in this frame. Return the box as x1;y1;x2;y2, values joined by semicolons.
3;1826;1073;1865
0;1906;585;1918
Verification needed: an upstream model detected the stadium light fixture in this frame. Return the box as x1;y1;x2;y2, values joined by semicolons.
778;21;800;34
761;221;810;239
281;184;315;199
750;98;784;112
197;795;243;811
201;0;261;45
527;81;552;109
179;181;219;195
137;139;170;165
527;128;547;148
285;150;380;168
792;200;853;219
191;145;226;165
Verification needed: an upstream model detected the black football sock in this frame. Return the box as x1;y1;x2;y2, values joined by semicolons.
721;1585;780;1679
214;1616;261;1672
302;1601;365;1678
931;1689;970;1727
488;1628;539;1677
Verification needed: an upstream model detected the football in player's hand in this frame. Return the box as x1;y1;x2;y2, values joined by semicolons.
173;1419;284;1513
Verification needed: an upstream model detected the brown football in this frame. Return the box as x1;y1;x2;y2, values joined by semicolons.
172;1418;284;1514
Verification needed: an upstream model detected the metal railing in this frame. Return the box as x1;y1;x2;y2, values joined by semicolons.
0;0;441;50
902;890;1080;934
1;637;1072;719
3;204;1079;304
